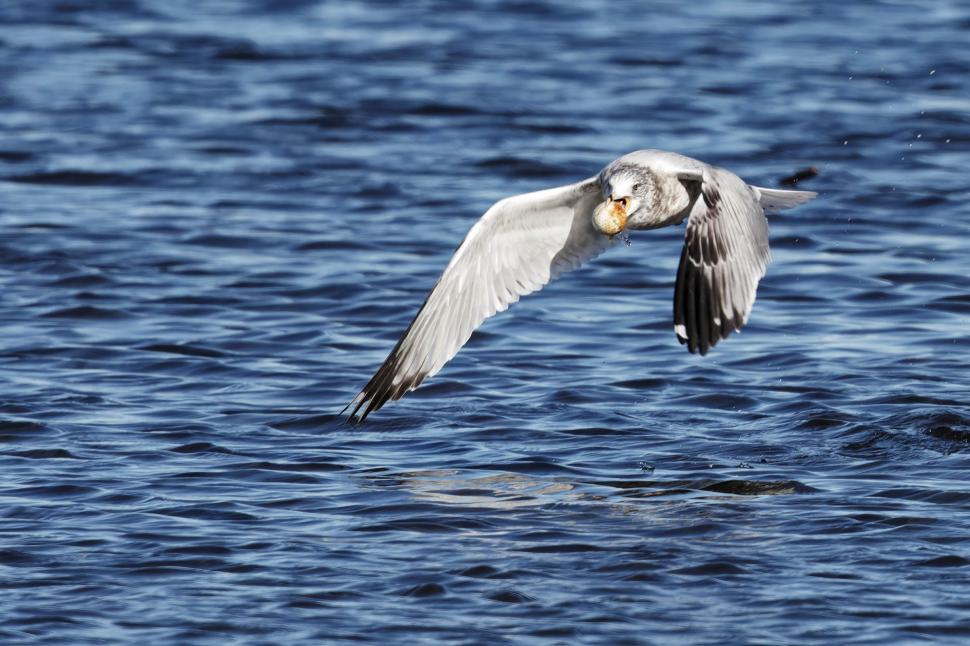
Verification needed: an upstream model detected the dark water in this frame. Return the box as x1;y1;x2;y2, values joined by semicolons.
1;0;969;643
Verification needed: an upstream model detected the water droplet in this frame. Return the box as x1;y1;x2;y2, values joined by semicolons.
930;69;936;75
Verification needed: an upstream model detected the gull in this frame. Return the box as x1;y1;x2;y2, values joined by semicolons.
346;149;816;421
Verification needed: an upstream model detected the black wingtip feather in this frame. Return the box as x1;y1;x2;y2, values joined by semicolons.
673;246;688;344
345;350;432;423
695;266;710;355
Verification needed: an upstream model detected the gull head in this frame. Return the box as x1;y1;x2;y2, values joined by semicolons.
592;167;652;236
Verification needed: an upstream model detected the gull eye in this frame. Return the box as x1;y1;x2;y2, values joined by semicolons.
632;183;641;192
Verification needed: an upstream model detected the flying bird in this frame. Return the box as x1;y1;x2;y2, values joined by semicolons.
346;149;816;421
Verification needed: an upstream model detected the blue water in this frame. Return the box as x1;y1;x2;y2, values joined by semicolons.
1;1;969;643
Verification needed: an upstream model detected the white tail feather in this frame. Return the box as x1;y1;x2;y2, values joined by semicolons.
753;186;817;214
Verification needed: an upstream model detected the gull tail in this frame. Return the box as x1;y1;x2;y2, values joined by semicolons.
753;186;817;214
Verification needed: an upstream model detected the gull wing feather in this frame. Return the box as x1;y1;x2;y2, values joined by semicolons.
673;166;816;355
347;177;608;420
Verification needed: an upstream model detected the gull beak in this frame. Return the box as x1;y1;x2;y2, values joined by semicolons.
592;197;630;236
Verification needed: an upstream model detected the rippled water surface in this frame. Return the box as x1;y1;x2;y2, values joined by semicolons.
2;1;969;643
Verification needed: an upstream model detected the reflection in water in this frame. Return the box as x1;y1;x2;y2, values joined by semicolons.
388;470;576;509
384;467;814;510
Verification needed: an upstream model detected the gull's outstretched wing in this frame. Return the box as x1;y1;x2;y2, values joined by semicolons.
347;177;609;421
673;166;815;355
